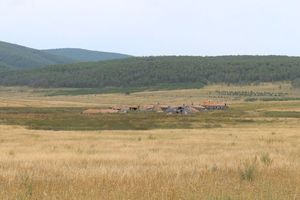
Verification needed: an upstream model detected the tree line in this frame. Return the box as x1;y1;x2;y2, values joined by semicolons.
0;56;299;89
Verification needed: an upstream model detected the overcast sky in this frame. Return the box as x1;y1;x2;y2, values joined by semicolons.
1;0;300;56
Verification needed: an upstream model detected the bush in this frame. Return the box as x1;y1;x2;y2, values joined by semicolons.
260;152;273;166
240;158;257;181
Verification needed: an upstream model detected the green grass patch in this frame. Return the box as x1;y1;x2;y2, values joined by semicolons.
0;106;261;131
265;111;300;118
245;97;300;102
44;82;205;96
0;104;297;131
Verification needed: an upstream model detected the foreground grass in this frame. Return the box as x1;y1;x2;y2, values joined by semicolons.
0;123;299;200
0;84;299;199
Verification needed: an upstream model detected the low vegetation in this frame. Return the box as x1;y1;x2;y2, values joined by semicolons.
260;153;273;166
0;103;299;131
240;158;258;181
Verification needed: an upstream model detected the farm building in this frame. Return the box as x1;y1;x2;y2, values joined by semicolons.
165;105;201;114
129;106;139;111
82;101;228;115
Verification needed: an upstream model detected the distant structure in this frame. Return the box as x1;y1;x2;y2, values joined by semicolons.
82;101;228;115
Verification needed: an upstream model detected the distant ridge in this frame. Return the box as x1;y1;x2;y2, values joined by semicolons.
43;48;131;62
0;41;131;69
0;41;75;69
0;65;9;71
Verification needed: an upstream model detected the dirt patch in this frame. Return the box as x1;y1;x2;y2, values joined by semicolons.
82;109;119;114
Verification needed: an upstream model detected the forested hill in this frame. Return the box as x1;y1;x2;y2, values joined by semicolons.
0;56;299;89
0;65;9;71
43;48;131;62
0;41;75;69
0;41;131;69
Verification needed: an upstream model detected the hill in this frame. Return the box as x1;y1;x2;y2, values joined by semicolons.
0;41;76;69
43;48;130;62
0;65;9;72
0;56;299;89
0;41;131;69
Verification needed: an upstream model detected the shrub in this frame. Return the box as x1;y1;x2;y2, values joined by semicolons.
260;153;273;166
8;150;15;156
148;134;156;140
240;158;257;181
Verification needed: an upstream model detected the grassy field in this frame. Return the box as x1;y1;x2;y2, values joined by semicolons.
0;83;299;199
0;103;299;131
0;82;298;107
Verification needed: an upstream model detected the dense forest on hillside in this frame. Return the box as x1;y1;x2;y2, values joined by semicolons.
292;78;300;88
0;56;299;89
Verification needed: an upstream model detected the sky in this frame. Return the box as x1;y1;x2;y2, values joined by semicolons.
0;0;300;56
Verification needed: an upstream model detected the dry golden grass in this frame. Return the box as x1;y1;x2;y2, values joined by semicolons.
0;82;298;107
0;120;299;199
0;83;299;199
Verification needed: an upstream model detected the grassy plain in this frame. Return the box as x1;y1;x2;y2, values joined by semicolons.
0;82;298;107
0;83;299;199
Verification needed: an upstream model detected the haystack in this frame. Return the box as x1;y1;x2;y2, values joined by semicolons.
187;106;200;113
193;105;206;111
152;104;163;112
139;105;154;112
